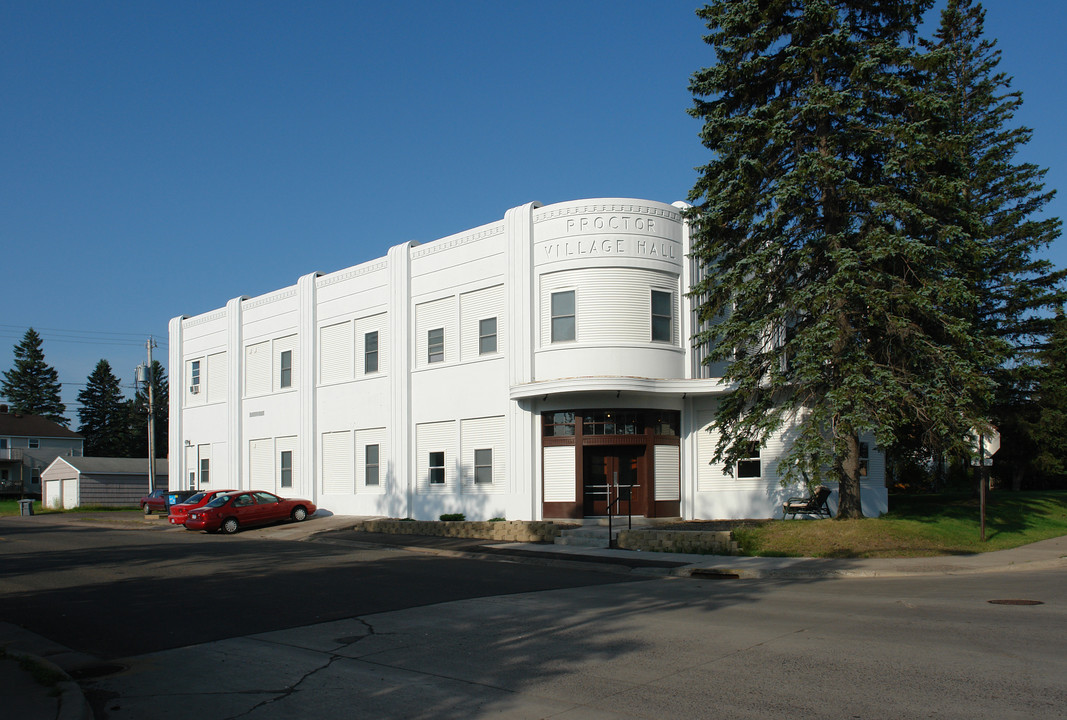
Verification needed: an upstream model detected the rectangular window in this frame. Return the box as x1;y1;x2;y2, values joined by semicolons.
200;458;210;485
474;448;493;485
190;360;201;394
428;328;444;364
30;468;40;485
551;290;575;342
280;450;293;488
365;331;379;374
651;290;672;342
479;317;497;355
366;444;380;486
428;451;445;484
859;442;869;478
28;438;40;449
0;439;7;449
279;350;293;388
737;442;761;478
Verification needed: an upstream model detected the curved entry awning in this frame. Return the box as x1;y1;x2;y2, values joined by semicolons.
509;376;731;401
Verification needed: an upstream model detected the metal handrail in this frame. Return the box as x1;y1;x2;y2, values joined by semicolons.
586;481;639;549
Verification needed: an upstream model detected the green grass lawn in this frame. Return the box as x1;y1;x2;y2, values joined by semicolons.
0;500;139;516
731;491;1067;558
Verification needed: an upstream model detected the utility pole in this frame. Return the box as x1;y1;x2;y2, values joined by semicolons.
144;338;157;493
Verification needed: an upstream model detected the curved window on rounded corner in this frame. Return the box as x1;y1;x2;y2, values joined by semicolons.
651;290;673;343
551;291;575;342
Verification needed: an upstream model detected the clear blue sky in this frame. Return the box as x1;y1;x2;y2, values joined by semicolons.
3;1;1065;421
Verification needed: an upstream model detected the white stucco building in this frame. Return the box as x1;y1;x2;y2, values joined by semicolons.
169;198;887;521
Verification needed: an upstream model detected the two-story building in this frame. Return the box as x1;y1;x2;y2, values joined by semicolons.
169;198;888;521
0;404;83;498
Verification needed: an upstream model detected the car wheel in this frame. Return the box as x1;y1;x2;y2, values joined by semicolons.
221;517;240;534
142;504;151;516
291;506;307;522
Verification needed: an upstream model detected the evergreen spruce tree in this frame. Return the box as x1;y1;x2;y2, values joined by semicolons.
923;0;1064;485
1;328;67;425
687;1;990;517
77;360;130;457
127;360;169;459
1028;309;1067;485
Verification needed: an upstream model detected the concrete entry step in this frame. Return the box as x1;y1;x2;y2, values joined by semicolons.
554;526;614;548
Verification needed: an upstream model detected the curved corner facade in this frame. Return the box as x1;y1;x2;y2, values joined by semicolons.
169;198;888;521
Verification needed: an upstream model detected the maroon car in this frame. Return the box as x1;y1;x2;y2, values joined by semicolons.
168;489;236;526
184;491;316;534
140;489;198;515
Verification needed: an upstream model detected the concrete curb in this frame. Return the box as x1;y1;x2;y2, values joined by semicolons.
6;649;93;720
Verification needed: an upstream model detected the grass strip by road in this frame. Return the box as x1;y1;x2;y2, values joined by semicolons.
732;491;1067;558
0;500;140;516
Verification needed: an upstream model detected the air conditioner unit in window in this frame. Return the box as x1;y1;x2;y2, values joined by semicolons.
189;385;200;394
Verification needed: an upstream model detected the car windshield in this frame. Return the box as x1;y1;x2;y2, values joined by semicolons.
181;493;207;505
204;494;233;508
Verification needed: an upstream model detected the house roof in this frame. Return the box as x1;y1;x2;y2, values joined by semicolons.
47;457;169;476
0;407;82;440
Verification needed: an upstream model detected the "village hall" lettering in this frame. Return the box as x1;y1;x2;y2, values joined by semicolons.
543;237;677;260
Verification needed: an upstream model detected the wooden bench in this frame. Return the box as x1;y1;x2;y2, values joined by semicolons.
782;485;833;519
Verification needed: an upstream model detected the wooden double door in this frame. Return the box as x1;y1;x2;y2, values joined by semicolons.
582;446;646;517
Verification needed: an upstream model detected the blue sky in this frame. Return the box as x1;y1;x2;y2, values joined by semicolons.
3;1;1065;421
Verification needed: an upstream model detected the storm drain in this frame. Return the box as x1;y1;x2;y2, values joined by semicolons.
988;599;1044;606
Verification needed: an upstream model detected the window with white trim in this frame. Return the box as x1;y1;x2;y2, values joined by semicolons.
28;438;40;449
190;360;201;394
737;443;761;478
365;331;379;374
428;451;445;484
280;450;293;488
279;350;293;388
551;291;575;342
651;290;672;342
428;328;444;364
474;448;493;485
859;442;869;478
365;444;380;487
479;318;497;355
200;458;210;485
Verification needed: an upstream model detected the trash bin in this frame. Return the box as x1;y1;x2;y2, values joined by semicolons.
18;499;35;516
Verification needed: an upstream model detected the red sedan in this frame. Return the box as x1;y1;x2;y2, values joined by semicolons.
168;490;236;526
184;491;316;534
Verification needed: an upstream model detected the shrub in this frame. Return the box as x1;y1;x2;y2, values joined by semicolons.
439;513;466;521
489;517;505;522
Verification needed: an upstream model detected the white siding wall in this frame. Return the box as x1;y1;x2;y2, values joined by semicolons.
543;446;575;502
356;313;388;378
415;297;456;368
321;430;353;494
249;438;273;488
274;335;298;392
319;322;353;385
206;351;227;404
654;445;680;501
460;416;506;493
356;427;387;493
539;268;678;346
416;421;455;493
245;342;271;397
460;285;504;361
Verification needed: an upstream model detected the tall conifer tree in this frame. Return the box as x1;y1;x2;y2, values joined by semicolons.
78;360;130;457
687;1;990;517
1;328;67;425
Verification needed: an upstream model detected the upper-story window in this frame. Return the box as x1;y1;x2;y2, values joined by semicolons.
859;442;869;478
479;318;497;355
651;290;672;342
190;360;201;394
551;291;575;342
428;328;445;364
28;438;40;449
365;331;379;374
279;350;293;388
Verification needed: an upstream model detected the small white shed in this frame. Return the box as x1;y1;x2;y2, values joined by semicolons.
41;457;169;509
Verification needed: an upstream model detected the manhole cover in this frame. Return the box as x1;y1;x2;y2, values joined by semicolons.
988;599;1044;606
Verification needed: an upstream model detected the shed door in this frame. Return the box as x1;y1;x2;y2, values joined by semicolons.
62;478;78;509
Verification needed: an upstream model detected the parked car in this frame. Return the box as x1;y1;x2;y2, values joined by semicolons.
140;489;198;515
184;490;316;534
167;489;236;526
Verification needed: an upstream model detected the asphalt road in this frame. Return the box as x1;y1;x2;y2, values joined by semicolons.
4;514;1066;719
0;514;641;658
